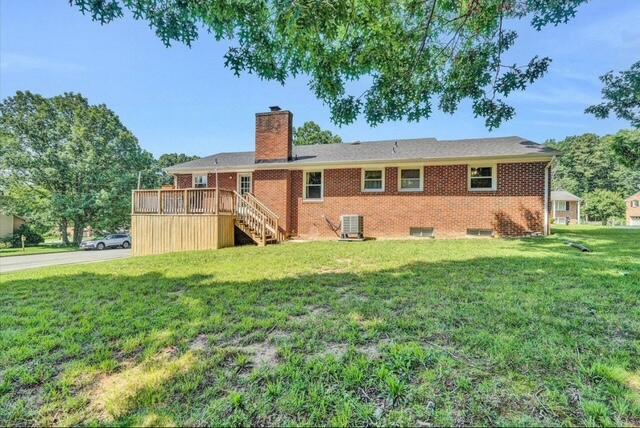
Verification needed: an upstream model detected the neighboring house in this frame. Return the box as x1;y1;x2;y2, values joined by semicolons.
0;212;25;239
144;106;556;245
626;191;640;226
550;190;581;225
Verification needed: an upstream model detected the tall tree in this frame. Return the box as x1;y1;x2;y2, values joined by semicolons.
0;91;156;245
71;0;587;129
547;132;640;198
293;122;342;146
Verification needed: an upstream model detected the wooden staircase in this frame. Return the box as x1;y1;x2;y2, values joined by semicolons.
234;191;284;246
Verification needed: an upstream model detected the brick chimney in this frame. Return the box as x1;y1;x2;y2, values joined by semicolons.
255;106;292;163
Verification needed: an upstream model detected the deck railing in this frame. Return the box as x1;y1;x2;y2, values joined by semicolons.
132;187;283;245
132;188;236;215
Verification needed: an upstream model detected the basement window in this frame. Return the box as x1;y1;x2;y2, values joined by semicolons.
410;227;434;238
467;228;494;237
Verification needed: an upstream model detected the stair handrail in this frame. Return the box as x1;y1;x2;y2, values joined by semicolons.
244;192;279;219
233;191;282;242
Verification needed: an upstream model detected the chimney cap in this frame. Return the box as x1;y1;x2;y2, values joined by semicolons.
269;105;282;112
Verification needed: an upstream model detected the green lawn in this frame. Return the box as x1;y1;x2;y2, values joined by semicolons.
1;226;638;426
0;244;79;257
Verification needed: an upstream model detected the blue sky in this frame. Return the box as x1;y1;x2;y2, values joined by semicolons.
1;0;638;157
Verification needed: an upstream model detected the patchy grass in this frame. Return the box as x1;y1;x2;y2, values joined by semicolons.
0;244;79;257
0;226;638;426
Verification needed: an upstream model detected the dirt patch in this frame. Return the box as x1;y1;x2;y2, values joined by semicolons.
189;334;208;352
315;343;349;359
240;342;279;369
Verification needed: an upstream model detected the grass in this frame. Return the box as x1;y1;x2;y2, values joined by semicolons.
0;244;79;257
0;226;638;426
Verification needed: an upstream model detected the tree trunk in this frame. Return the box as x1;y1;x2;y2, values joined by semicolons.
59;220;69;245
73;221;85;246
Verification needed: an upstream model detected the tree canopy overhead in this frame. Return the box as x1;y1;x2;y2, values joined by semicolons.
71;0;587;129
586;61;640;129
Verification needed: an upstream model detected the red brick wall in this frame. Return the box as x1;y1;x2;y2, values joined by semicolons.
174;173;237;190
207;173;237;190
253;169;291;234
175;174;192;189
255;111;292;162
289;162;548;239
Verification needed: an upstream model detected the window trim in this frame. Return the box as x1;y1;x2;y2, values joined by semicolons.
632;200;639;208
397;166;424;192
361;168;385;192
237;173;252;195
467;163;497;192
192;173;208;188
554;200;570;211
303;170;324;202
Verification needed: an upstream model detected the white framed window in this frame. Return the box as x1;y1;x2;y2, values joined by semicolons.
632;200;639;208
303;170;323;201
362;169;384;192
554;200;569;211
193;174;208;188
468;165;496;191
398;167;423;191
238;173;252;195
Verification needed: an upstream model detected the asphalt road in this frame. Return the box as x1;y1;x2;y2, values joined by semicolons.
0;248;131;274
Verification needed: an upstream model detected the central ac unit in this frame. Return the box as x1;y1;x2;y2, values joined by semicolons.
340;215;364;239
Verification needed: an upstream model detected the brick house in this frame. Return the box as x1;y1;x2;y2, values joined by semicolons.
161;107;557;242
550;190;581;225
626;191;640;226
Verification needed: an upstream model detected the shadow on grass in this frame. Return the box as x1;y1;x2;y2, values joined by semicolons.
1;235;639;426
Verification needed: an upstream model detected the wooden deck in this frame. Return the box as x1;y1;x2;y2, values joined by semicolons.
131;188;282;256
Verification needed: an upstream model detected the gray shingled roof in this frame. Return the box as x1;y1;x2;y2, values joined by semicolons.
165;136;557;173
551;190;582;201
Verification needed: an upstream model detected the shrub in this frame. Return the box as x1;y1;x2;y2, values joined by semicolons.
8;224;44;247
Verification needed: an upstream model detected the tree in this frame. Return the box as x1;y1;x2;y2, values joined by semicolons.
293;122;342;146
583;190;626;225
157;153;200;185
71;0;588;129
586;61;640;129
608;129;640;170
546;133;640;198
0;91;156;245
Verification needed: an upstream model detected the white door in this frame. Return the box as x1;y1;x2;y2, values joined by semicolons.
238;174;252;195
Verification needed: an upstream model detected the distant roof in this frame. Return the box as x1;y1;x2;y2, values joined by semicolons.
626;191;640;201
165;136;557;173
551;190;582;201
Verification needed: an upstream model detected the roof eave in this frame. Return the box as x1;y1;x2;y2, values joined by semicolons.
165;153;555;174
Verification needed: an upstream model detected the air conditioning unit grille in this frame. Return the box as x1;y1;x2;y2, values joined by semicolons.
341;215;364;239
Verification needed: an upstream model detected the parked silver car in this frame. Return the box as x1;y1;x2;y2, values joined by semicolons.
80;233;131;250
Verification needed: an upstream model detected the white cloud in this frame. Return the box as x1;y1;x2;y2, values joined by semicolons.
0;53;86;73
